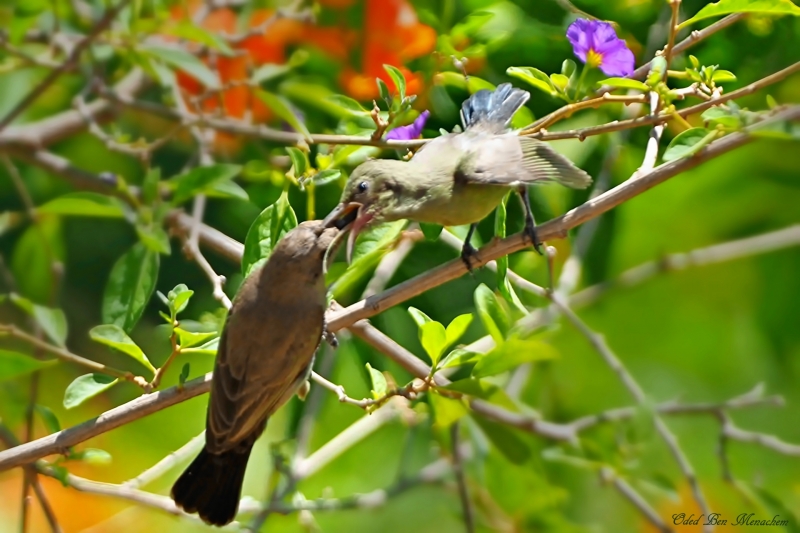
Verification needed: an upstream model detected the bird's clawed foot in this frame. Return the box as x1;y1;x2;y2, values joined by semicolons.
323;325;339;349
523;220;544;255
461;242;480;273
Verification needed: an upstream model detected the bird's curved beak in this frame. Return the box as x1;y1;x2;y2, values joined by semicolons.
323;202;370;263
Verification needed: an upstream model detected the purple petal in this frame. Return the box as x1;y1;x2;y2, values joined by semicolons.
386;110;430;141
566;19;595;60
598;42;635;77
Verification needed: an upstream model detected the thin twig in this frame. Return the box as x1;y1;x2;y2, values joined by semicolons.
122;432;205;489
600;467;673;533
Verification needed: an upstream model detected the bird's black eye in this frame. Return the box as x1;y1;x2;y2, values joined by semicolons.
357;181;368;193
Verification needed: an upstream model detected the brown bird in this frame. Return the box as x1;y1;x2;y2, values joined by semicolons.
171;220;340;526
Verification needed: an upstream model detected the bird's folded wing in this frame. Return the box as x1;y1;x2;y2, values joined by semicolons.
206;309;323;452
459;135;593;190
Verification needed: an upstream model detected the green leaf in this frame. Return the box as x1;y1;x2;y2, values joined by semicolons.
63;373;118;409
663;127;718;162
73;448;112;465
35;405;61;434
311;169;342;186
170;164;242;204
445;314;473;347
169;284;194;315
251;63;292;84
597;77;650;92
441;378;499;400
711;69;737;83
440;348;481;369
256;90;312;141
550;73;569;91
11;216;64;303
207;179;249;201
242;193;298;277
182;337;219;356
179;362;191;386
472;337;558;378
376;78;391;105
176;328;217;349
0;350;56;382
429;392;468;428
420;321;448;365
407;306;433;327
102;243;160;333
647;56;668;87
494;198;527;315
89;325;156;375
473;284;510;344
9;294;68;347
167;20;234;56
383;64;407;100
680;0;800;29
561;59;577;78
327;94;369;114
332;221;407;296
141;45;220;89
135;224;171;255
472;415;531;464
419;222;443;241
38;193;127;218
702;107;742;128
142;167;161;205
286;147;309;177
366;363;387;398
507;67;557;97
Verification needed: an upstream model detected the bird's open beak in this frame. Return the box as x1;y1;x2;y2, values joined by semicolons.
322;202;373;263
322;202;360;231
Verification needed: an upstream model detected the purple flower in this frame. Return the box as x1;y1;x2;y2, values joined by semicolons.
385;110;430;141
567;19;635;77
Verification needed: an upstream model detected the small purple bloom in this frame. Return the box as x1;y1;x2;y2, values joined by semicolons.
567;19;635;77
386;110;430;140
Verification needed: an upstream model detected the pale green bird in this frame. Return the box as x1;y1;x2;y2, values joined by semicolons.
323;83;592;266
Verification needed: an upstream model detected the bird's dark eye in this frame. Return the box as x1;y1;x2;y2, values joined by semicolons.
357;181;368;193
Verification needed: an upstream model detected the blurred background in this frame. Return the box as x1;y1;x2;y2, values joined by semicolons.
1;0;799;531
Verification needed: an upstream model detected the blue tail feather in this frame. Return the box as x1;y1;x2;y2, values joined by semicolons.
460;83;530;133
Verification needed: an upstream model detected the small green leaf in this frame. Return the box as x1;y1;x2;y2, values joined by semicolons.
179;362;191;385
63;373;118;409
169;284;194;315
408;307;433;328
102;243;160;333
507;67;557;97
89;325;156;375
9;294;68;347
711;69;737;83
550;73;569;91
663;127;718;162
286;147;309;177
11;216;64;303
376;78;391;105
680;0;800;29
597;77;650;92
440;348;481;369
327;94;369;114
141;45;220;89
429;392;468;428
73;448;112;465
366;363;387;398
38;193;127;218
472;337;558;378
182;337;220;356
445;314;473;347
0;350;56;382
251;63;292;84
701;107;742;128
383;64;407;100
135;224;171;255
473;284;510;344
256;90;312;141
170;164;242;204
167;20;234;56
419;222;443;241
331;221;406;296
142;167;161;204
473;415;531;464
242;193;298;276
311;169;342;186
35;405;61;434
176;328;217;349
561;59;577;78
441;378;499;399
420;321;447;365
647;56;668;87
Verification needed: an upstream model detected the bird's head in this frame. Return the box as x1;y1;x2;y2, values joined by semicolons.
322;159;406;261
